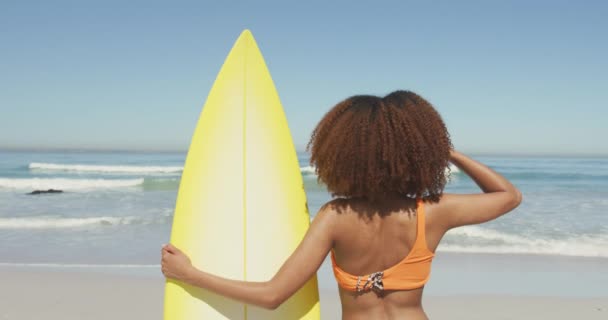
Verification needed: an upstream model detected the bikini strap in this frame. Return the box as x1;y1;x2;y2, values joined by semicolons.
416;198;426;243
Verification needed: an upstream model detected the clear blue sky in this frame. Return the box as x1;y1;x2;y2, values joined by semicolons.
1;0;606;155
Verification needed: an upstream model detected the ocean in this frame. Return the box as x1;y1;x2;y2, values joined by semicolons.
1;149;607;269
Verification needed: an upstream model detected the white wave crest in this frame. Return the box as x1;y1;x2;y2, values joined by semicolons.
0;178;143;191
300;166;316;175
446;225;529;244
29;162;183;174
438;242;608;258
448;164;460;173
300;165;457;177
0;214;169;229
443;225;608;257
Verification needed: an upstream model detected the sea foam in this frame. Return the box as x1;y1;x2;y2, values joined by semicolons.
29;162;183;174
29;162;325;176
0;214;171;229
300;164;458;177
300;165;316;176
0;178;144;191
442;225;608;257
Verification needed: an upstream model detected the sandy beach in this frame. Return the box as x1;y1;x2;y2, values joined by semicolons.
1;263;606;320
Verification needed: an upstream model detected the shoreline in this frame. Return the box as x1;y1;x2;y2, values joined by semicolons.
2;251;607;294
0;267;605;319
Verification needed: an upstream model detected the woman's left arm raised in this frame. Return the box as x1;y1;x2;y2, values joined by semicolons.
161;205;335;310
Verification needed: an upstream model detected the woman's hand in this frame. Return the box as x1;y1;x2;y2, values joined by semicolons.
437;149;522;230
449;148;458;160
161;243;194;282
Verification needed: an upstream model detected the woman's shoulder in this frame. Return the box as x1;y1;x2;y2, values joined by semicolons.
319;196;419;218
314;199;344;216
320;197;359;212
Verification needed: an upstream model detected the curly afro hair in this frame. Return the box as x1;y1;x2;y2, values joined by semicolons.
306;90;452;203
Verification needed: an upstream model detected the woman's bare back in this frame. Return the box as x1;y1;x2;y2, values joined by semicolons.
330;196;449;319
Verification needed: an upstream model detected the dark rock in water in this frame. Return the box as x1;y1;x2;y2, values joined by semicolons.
27;189;64;195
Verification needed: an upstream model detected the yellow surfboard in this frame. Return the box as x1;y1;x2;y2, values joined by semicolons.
163;30;321;320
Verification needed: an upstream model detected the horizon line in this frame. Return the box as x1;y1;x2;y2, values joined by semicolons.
2;146;607;158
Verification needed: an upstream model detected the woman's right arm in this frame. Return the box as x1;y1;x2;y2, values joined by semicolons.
436;150;523;230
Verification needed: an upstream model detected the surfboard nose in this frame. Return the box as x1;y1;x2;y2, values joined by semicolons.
239;29;253;39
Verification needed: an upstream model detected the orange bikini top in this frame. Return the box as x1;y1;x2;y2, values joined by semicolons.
330;199;435;293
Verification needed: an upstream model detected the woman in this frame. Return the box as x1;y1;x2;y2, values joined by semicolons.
161;90;522;319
